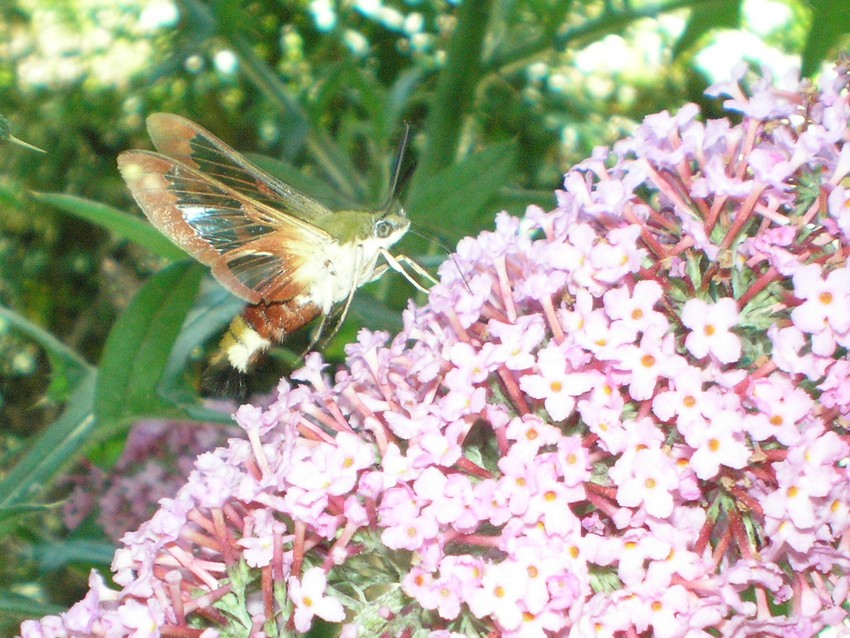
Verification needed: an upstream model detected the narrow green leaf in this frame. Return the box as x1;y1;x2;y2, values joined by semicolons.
0;502;57;529
0;371;97;511
802;1;850;77
408;141;518;240
413;0;494;182
95;262;204;432
0;592;65;620
31;539;116;571
157;281;243;422
31;192;187;261
672;0;740;59
0;304;92;384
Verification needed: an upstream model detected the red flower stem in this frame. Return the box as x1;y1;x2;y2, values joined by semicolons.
165;571;185;625
445;532;502;548
711;524;732;567
541;295;564;344
495;255;517;322
762;448;788;462
497;365;531;415
737;265;780;307
695;515;715;556
584;480;617;500
720;183;766;250
262;565;274;625
292;520;306;578
161;627;210;638
186;508;217;538
211;508;236;566
454;455;493;479
705;194;728;233
444;307;471;342
728;485;764;518
733;358;776;393
623;199;667;259
728;506;754;560
747;463;776;486
273;522;286;581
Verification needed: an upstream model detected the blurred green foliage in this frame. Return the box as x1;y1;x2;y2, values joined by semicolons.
0;0;844;631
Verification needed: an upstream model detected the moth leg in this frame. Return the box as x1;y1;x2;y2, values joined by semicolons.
306;257;360;354
378;250;437;293
395;254;439;285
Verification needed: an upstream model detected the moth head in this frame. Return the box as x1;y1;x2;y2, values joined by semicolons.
373;210;410;248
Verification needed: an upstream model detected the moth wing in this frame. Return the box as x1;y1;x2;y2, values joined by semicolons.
117;150;330;305
144;112;333;225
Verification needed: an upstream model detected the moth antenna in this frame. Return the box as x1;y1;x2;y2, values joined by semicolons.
407;226;472;293
381;122;414;214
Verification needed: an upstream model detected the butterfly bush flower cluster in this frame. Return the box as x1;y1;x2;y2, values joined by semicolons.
22;60;850;637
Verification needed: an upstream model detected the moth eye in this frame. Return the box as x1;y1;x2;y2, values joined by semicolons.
375;220;394;239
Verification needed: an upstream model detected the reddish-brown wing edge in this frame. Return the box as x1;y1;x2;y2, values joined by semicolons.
144;113;332;225
117;150;330;305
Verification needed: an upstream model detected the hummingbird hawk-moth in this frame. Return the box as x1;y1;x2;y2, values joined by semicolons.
117;114;429;392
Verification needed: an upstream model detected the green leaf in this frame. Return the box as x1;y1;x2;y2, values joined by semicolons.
802;1;850;77
30;192;187;261
0;371;97;514
0;502;57;529
413;0;494;182
0;304;92;400
95;261;204;433
673;0;741;59
31;539;116;571
0;592;65;621
157;281;243;423
408;141;518;240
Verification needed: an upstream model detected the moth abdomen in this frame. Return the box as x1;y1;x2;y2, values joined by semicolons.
202;298;322;398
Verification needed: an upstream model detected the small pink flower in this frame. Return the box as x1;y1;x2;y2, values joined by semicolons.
611;447;679;518
681;297;742;363
614;327;684;400
467;560;530;631
519;342;601;420
687;410;751;480
288;567;345;632
790;263;850;354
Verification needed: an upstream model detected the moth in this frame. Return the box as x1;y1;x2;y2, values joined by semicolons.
117;113;430;392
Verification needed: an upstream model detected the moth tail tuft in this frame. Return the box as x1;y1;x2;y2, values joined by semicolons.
200;316;271;401
202;360;249;402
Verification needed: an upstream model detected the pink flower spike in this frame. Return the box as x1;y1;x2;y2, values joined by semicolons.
681;297;742;363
